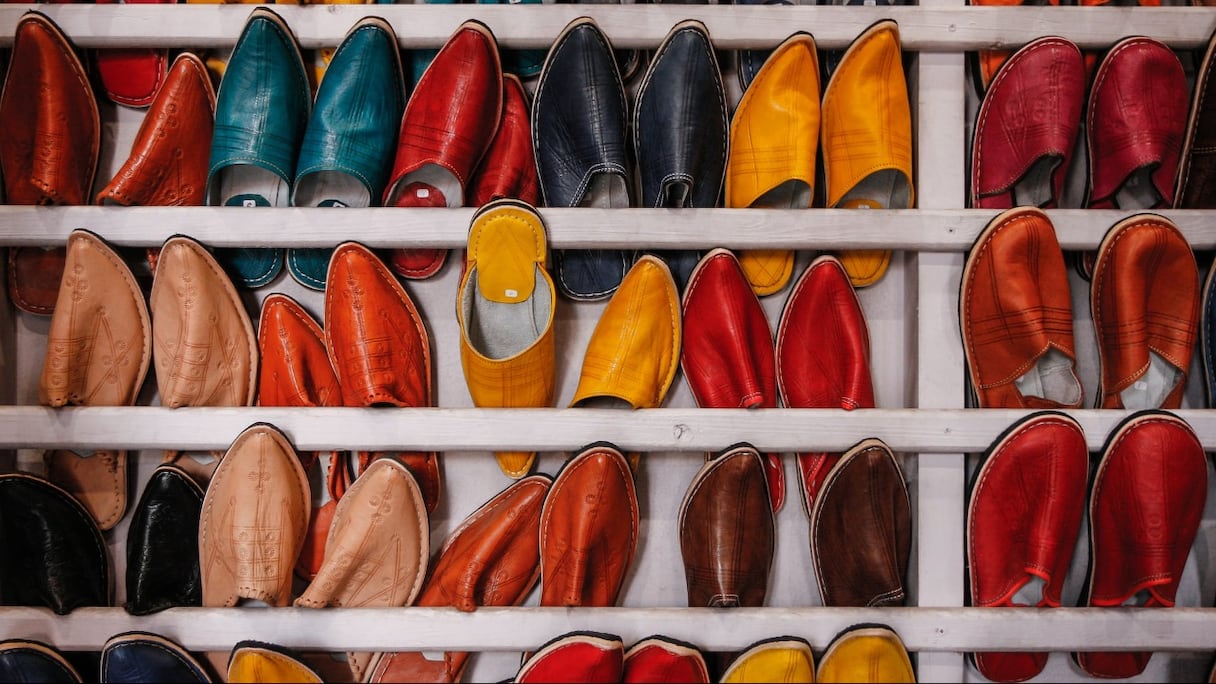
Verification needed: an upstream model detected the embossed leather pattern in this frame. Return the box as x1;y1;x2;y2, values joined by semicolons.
622;636;710;684
384;20;502;280
1076;411;1207;679
125;464;204;616
150;235;257;409
817;626;915;683
810;438;910;607
1091;214;1199;409
0;11;100;315
515;631;625;684
726;32;819;297
0;473;108;615
1175;25;1216;208
681;249;784;511
961;207;1082;409
198;423;310;608
633;20;727;288
469;74;540;208
679;444;774;609
533;16;635;301
367;475;552;683
776;256;874;512
970;36;1084;209
967;411;1088;682
101;631;211;683
540;444;638;608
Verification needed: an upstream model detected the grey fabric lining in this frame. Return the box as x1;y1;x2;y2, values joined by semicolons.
461;266;553;360
580;173;630;208
572;396;632;409
1009;156;1058;208
215;165;289;207
294;172;370;208
1015;348;1082;405
1113;166;1162;209
1119;351;1181;410
1012;575;1045;606
752;179;812;209
388;165;462;207
837;168;910;208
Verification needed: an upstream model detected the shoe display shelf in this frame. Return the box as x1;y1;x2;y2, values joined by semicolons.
0;3;1214;683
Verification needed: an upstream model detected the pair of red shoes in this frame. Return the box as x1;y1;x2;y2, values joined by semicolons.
967;409;1208;681
515;632;709;684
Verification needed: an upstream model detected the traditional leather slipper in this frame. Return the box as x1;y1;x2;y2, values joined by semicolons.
725;32;819;297
776;255;875;513
94;0;171;107
0;473;108;614
125;463;204;616
1175;24;1216;208
0;640;82;683
206;7;311;288
678;443;774;608
1075;410;1207;679
1091;213;1199;409
296;458;429;682
622;636;709;684
719;636;814;684
198;423;310;609
40;230;151;530
533;16;635;301
966;0;1060;96
325;242;440;511
970;36;1084;210
515;631;625;684
966;411;1088;682
102;631;211;683
228;641;322;684
960;206;1083;409
811;438;910;607
367;475;552;683
1;11;100;316
821;19;913;287
458;199;556;478
633;19;728;289
469;73;541;208
1203;262;1216;407
817;624;915;683
681;249;784;511
540;443;638;608
289;16;405;290
384;19;502;280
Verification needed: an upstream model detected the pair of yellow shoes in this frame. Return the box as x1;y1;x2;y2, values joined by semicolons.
721;625;916;683
728;20;914;294
458;199;681;478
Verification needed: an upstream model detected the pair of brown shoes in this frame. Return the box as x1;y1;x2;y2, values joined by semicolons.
961;206;1200;410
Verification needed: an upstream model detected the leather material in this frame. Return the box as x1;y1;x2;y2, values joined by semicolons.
150;235;257;409
571;255;681;417
725;32;818;297
960;207;1082;409
622;636;709;684
469;74;541;207
228;642;322;684
0;473;108;615
296;458;429;682
678;444;774;608
515;632;624;684
967;0;1060;95
821;19;913;287
198;423;310;608
720;637;814;684
1086;37;1186;210
206;7;310;288
970;36;1084;209
811;438;910;607
1205;263;1216;407
289;17;405;291
540;444;638;607
633;20;727;289
776;256;874;512
967;411;1088;682
40;230;151;530
325;242;441;511
94;0;170;107
0;640;82;683
816;625;915;683
125;464;204;616
384;20;502;280
0;11;99;316
458;199;556;478
1076;410;1207;679
680;249;784;511
295;453;348;583
1091;214;1199;409
101;632;210;683
1175;24;1216;208
367;475;552;683
533;16;635;301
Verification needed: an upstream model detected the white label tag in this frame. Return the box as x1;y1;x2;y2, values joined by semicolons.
504;288;518;299
416;188;430;199
242;199;257;208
